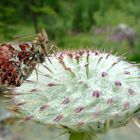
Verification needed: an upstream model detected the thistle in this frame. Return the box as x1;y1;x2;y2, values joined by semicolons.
10;50;140;140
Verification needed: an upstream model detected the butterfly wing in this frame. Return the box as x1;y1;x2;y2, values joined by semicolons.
0;43;36;86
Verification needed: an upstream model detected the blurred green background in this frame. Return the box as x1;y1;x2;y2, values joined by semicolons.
0;0;140;62
0;0;140;140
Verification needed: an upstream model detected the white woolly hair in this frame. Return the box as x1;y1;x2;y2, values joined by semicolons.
10;50;140;133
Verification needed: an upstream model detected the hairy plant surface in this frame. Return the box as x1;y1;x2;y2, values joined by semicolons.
9;50;140;139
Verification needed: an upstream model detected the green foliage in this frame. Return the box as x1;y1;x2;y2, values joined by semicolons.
95;10;136;27
41;15;68;39
72;0;98;32
0;0;140;62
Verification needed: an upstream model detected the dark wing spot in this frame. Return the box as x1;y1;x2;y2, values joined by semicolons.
2;68;7;72
8;72;12;77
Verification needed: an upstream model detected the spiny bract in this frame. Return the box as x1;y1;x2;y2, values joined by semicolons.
10;50;140;133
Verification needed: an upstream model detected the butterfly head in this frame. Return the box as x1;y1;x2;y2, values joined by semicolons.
32;29;49;63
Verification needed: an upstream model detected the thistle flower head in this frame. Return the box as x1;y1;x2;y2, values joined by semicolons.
10;50;140;133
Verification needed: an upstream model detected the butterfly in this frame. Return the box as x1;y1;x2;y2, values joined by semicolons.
0;29;49;87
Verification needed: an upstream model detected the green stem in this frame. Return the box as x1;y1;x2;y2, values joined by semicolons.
69;132;84;140
69;132;95;140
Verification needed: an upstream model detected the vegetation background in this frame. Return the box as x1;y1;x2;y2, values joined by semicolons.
0;0;140;140
0;0;140;61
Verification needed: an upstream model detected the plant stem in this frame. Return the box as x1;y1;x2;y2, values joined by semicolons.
69;132;84;140
69;132;95;140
